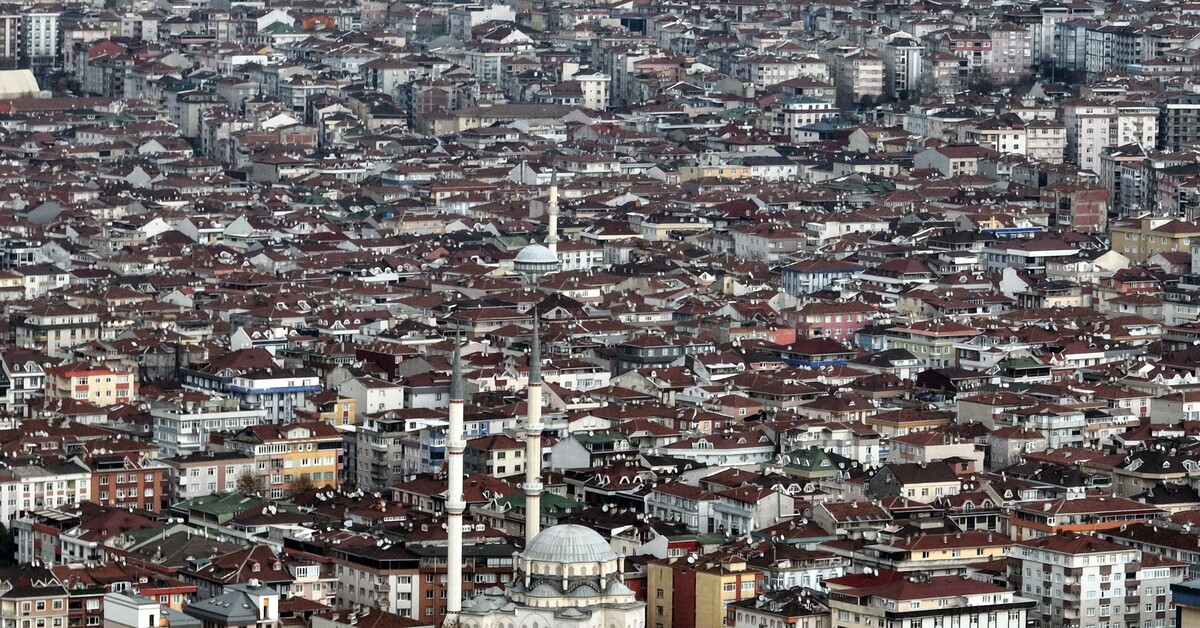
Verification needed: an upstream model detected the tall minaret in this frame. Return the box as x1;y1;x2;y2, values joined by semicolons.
546;171;559;256
523;314;545;546
445;338;466;621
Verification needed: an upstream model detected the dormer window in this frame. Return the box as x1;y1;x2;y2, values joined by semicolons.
252;564;261;572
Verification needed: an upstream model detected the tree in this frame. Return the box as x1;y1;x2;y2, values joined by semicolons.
236;472;265;496
0;523;15;568
286;475;315;497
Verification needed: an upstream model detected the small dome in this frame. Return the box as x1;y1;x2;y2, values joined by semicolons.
605;579;634;596
568;583;601;598
523;524;618;564
529;582;562;598
515;243;558;265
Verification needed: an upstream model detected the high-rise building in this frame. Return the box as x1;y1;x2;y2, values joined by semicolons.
1008;532;1185;628
19;9;61;76
1160;94;1200;152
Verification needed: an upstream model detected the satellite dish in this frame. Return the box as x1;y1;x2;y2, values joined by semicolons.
602;505;609;512
687;556;696;564
344;520;353;528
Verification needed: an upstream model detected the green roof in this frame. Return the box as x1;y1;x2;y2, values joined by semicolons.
499;491;584;516
1000;356;1046;370
780;447;837;478
573;430;628;445
261;21;301;34
122;521;193;546
176;493;297;524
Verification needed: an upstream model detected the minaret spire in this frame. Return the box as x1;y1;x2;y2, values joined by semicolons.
446;334;466;621
546;170;559;256
524;312;545;546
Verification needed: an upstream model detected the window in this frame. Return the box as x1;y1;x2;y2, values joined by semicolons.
723;583;735;593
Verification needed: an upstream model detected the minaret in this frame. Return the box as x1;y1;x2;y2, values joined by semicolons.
445;337;466;621
523;314;545;546
546;171;559;256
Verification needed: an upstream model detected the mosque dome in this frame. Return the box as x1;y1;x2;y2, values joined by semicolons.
522;524;618;564
514;243;558;265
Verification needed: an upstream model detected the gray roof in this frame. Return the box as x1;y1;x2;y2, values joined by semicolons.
522;524;617;564
182;588;272;624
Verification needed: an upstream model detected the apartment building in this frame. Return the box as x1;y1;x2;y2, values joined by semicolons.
332;544;421;618
1063;99;1116;173
9;303;101;358
224;421;344;499
825;571;1034;628
86;453;168;512
43;361;138;405
463;434;525;480
151;394;269;457
226;368;321;424
1008;532;1184;628
1009;494;1164;540
9;460;91;514
647;555;764;628
0;567;69;628
354;409;443;490
162;451;257;503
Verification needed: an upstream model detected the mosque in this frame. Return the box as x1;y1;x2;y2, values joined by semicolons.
444;223;646;627
456;524;646;628
512;172;562;281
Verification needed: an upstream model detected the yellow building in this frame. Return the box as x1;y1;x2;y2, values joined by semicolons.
43;361;138;404
1172;580;1200;627
301;390;357;426
648;556;763;628
678;164;753;181
1110;217;1200;263
226;421;344;499
0;269;24;300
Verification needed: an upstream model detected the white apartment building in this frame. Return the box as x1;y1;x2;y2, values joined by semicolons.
1115;104;1159;148
9;461;91;515
1063;100;1116;173
20;9;60;64
152;396;269;457
339;376;405;419
573;70;611;110
1010;533;1184;628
